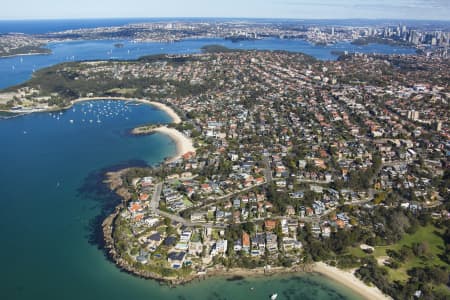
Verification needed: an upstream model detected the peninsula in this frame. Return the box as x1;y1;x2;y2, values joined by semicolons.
1;19;449;58
0;33;51;58
1;48;448;300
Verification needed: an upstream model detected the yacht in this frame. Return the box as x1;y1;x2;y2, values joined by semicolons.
270;294;278;300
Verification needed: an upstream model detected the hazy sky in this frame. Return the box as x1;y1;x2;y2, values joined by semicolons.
1;0;449;20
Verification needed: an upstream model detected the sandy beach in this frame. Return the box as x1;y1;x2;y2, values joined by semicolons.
144;101;181;124
1;96;182;124
151;126;195;163
71;97;182;124
313;262;391;300
3;95;192;163
204;264;391;300
7;95;387;299
70;97;191;162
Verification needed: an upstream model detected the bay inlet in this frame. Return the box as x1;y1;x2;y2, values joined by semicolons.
0;37;417;89
0;30;416;299
0;99;363;299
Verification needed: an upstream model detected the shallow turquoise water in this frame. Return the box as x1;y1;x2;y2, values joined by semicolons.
0;23;395;298
0;99;363;300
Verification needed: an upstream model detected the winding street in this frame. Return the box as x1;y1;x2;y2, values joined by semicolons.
150;181;225;228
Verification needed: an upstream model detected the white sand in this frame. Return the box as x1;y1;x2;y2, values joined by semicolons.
71;97;181;124
313;262;392;300
143;100;181;124
151;126;195;163
71;97;193;163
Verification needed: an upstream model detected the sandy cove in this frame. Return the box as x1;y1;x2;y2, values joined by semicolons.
313;262;391;300
202;263;391;300
71;97;193;163
2;96;182;124
151;126;195;163
72;97;193;162
81;97;386;299
71;97;182;124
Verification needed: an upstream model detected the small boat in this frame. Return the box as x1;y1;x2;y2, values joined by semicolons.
69;119;74;123
270;294;278;300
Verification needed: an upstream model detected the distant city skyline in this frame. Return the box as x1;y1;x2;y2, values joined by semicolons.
1;0;449;20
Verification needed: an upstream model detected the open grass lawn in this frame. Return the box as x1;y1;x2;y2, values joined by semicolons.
348;225;449;283
381;225;448;282
346;246;367;258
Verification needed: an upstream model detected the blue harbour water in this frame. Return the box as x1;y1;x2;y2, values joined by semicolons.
0;99;363;300
0;19;417;300
0;38;417;89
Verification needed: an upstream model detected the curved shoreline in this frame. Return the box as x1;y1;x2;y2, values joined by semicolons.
70;97;182;124
96;96;390;300
148;126;195;163
2;96;190;164
130;125;195;164
102;201;390;300
69;97;194;164
102;172;390;300
1;97;182;124
39;96;386;300
313;262;391;300
3;94;389;299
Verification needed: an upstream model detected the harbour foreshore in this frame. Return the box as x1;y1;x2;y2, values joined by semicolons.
313;262;391;300
1;97;182;124
102;199;390;300
98;96;390;300
70;97;182;124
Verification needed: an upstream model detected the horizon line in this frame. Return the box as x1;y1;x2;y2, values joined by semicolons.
1;16;449;22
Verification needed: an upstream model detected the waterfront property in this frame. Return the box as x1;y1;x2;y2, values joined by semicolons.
0;31;448;300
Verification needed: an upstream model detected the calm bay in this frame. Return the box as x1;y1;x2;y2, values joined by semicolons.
0;22;417;299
